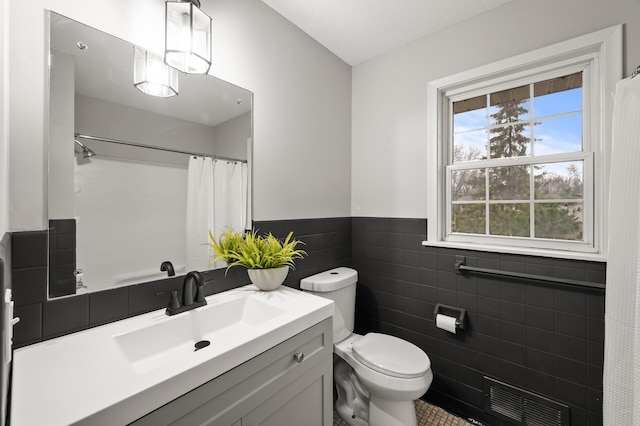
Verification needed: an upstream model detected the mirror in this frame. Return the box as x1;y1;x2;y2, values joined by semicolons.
47;12;252;298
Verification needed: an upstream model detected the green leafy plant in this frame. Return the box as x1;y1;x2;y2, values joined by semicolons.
208;228;307;271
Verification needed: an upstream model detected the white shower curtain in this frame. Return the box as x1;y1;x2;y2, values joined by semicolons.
603;75;640;425
185;157;248;271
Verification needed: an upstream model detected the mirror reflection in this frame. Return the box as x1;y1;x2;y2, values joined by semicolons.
48;12;253;298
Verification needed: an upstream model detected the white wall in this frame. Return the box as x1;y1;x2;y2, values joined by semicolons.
0;4;8;421
0;0;6;402
7;0;352;231
0;0;8;237
351;0;640;218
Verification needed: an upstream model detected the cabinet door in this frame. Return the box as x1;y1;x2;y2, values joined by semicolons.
129;319;332;426
242;354;332;426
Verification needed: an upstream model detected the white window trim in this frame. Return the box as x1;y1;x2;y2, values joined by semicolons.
425;25;622;261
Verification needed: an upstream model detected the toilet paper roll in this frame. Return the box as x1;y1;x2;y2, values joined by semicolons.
436;313;457;334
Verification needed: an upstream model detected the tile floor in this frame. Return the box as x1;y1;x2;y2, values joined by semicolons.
333;399;472;425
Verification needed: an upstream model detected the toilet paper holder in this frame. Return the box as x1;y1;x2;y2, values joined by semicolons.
433;303;466;330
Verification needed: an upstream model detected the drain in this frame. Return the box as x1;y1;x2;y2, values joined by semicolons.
194;340;210;352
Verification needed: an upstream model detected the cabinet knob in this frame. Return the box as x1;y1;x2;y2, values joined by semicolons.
293;352;304;363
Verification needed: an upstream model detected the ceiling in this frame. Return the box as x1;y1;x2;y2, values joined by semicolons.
261;0;514;66
50;13;251;128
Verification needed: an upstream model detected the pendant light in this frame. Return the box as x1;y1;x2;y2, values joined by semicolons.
164;0;212;75
133;46;179;97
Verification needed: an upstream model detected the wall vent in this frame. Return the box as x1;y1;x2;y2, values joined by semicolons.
483;377;570;426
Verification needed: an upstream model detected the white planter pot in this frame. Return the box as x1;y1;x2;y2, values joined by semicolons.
247;266;289;291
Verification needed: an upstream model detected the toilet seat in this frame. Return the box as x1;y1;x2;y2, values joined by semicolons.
352;333;430;379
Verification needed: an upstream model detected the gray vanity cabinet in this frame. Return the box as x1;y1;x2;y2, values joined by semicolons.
130;318;333;426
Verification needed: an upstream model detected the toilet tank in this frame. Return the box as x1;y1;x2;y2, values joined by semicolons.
300;267;357;343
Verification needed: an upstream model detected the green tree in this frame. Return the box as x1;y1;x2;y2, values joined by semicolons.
489;101;529;159
452;204;485;234
535;203;582;240
488;100;530;198
487;100;530;236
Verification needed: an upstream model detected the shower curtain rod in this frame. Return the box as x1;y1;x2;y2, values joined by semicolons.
75;133;248;164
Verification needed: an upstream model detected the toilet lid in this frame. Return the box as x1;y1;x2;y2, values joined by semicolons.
352;333;430;379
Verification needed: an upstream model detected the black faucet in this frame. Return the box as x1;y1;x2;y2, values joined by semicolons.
160;261;176;277
183;271;206;305
156;271;207;316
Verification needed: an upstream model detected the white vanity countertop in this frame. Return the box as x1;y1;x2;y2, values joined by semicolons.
11;285;333;426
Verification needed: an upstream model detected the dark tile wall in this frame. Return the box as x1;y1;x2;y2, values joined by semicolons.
11;231;48;346
9;216;605;425
10;217;350;348
1;233;11;426
48;219;77;298
351;217;606;426
253;217;351;288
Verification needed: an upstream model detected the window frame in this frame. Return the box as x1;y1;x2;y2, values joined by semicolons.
425;26;622;261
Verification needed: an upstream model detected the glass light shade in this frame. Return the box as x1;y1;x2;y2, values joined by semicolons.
133;46;179;98
165;1;212;74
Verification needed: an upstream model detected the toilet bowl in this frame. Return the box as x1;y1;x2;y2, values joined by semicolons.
334;332;433;425
301;268;433;426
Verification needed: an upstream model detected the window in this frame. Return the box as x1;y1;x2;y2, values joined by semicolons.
451;72;587;244
426;26;622;259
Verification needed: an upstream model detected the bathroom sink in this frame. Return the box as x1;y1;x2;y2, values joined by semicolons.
12;285;334;426
115;295;286;373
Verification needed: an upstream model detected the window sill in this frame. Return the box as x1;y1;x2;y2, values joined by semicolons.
422;240;606;262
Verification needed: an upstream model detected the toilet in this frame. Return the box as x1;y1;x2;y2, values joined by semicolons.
301;267;433;426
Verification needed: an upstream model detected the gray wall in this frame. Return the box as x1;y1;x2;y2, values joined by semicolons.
6;0;352;232
74;94;219;166
48;51;75;219
0;0;8;238
0;235;9;426
3;0;353;348
348;5;633;422
4;0;633;424
3;2;350;422
212;112;252;160
351;0;640;218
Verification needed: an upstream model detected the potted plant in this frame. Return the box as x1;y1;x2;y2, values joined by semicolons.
208;228;307;291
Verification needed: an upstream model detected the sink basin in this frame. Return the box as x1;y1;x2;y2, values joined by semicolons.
115;295;285;373
12;284;334;426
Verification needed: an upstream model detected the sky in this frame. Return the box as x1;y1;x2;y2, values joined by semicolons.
453;87;583;180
